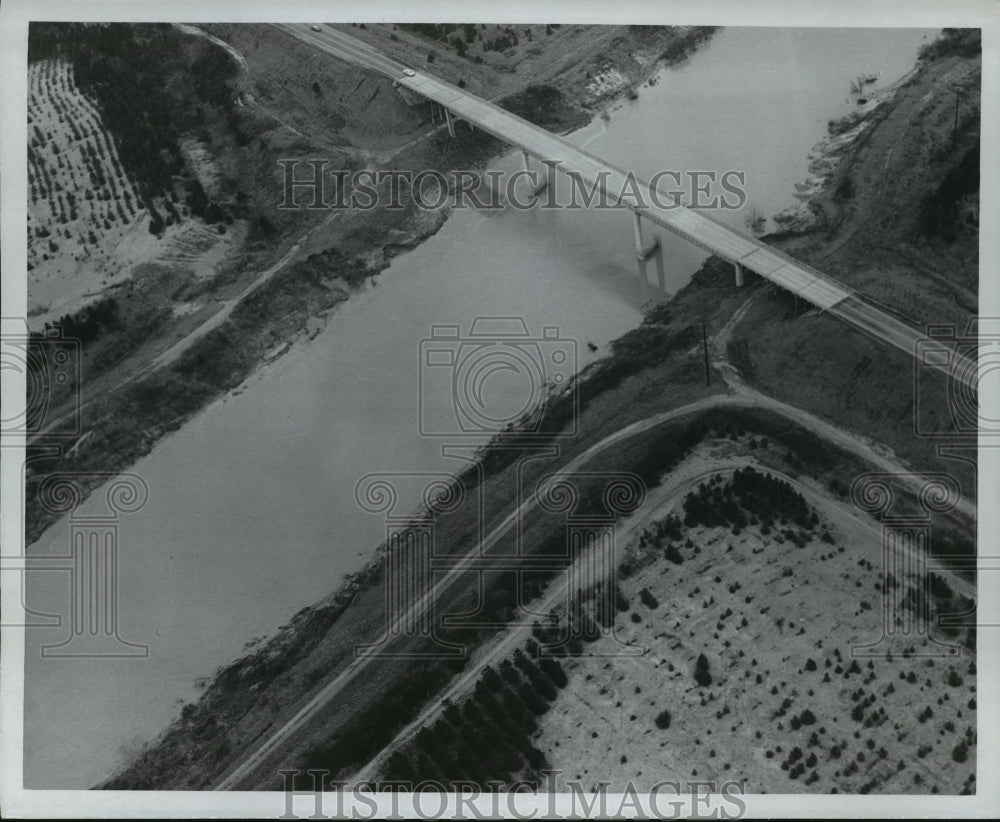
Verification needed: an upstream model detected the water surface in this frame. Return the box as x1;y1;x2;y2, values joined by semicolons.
24;26;935;787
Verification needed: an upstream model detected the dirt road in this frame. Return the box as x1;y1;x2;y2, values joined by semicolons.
212;374;975;788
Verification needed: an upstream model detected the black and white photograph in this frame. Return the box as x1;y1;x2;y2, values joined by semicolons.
0;0;997;817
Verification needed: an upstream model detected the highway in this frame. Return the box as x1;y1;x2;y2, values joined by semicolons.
278;24;978;390
206;27;981;789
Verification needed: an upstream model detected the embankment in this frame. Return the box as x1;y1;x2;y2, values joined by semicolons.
25;23;718;542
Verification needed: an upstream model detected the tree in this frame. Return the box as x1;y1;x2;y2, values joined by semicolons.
475;689;507;726
443;702;462;728
501;687;537;732
539;658;567;689
694;653;712;687
952;741;969;763
481;665;502;692
385;751;415;780
499;659;520;686
427;50;436;63
655;710;671;729
462;699;486;728
518;682;549;715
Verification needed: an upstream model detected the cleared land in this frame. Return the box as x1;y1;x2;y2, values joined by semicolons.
23;26;978;795
24;22;705;543
535;448;976;795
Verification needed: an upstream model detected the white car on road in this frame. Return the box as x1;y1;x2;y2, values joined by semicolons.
402;69;416;77
310;25;322;32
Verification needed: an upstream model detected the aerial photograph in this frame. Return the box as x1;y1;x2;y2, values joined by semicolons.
2;6;990;818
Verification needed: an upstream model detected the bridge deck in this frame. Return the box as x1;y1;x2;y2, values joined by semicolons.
402;74;853;310
278;23;977;392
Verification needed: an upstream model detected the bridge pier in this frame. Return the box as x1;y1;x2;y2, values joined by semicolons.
520;150;549;195
632;211;660;261
734;262;744;288
632;211;663;301
653;247;667;292
444;107;456;138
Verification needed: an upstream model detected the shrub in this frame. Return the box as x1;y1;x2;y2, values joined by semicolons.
694;653;712;687
655;710;671;729
538;659;567;689
481;665;502;692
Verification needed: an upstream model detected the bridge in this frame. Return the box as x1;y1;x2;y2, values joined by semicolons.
277;24;977;391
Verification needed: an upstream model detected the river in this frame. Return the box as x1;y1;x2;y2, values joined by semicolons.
23;25;936;787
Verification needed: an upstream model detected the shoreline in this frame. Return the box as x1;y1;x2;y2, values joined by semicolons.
24;24;717;546
27;26;980;792
772;66;918;234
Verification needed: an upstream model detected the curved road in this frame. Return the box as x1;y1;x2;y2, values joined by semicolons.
213;378;975;789
105;25;970;788
351;451;974;785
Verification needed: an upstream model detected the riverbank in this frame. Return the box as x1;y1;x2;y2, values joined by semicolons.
95;28;981;792
25;23;718;543
732;29;980;502
769;30;979;320
101;259;977;790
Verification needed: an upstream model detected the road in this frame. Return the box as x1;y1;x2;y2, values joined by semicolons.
348;286;979;781
212;389;738;790
348;286;980;783
277;23;977;391
351;450;975;785
33;26;977;453
209;31;980;786
212;377;975;788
